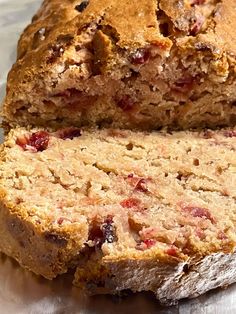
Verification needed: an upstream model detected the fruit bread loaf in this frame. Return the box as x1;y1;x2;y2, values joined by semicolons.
2;0;236;130
1;126;236;303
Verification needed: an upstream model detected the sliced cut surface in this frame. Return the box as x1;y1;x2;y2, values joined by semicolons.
2;0;236;130
1;127;236;302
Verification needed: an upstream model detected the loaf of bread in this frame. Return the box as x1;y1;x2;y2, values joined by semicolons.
1;126;236;303
2;0;236;130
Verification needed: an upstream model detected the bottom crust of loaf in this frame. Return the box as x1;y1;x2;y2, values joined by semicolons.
0;201;235;305
0;200;235;305
74;251;236;305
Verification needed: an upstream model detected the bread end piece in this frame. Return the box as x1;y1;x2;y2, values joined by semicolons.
2;0;236;130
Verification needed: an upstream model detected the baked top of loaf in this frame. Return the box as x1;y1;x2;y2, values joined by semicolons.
1;126;236;290
14;0;236;68
2;0;236;130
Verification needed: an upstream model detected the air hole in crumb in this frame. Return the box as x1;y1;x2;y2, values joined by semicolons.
193;158;200;166
186;148;192;153
101;186;109;192
159;22;170;37
75;1;89;13
231;101;236;107
97;118;113;129
126;143;134;151
183;264;190;273
176;173;183;180
164;173;168;177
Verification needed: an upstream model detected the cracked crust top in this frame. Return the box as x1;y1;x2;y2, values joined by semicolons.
5;0;236;104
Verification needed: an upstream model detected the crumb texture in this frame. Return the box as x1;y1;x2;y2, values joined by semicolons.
1;127;236;301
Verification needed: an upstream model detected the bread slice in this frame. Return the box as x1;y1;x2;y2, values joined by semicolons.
2;0;236;130
1;126;236;303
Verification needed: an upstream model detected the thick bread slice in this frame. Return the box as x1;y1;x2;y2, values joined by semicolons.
2;0;236;130
1;126;236;303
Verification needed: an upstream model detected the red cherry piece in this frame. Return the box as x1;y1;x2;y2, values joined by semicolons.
16;131;49;152
223;130;236;138
28;131;49;152
120;198;141;208
166;247;178;257
183;206;215;224
143;239;156;249
130;49;150;65
135;179;148;193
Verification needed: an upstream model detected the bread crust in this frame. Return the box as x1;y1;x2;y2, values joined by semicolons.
2;0;236;130
74;251;236;304
0;193;89;279
0;129;89;280
0;192;66;279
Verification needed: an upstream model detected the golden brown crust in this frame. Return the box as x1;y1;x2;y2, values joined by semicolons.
0;135;89;278
3;0;236;130
11;0;170;88
0;194;88;279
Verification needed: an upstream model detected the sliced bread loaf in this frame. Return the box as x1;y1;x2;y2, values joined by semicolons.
1;126;236;303
2;0;236;130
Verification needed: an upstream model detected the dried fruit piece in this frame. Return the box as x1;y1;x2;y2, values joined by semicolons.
143;239;156;248
16;131;49;152
136;179;149;193
120;198;141;208
28;131;50;151
166;247;177;257
102;216;117;244
88;224;104;246
136;239;156;250
130;49;150;65
223;130;236;138
183;205;216;224
89;216;117;246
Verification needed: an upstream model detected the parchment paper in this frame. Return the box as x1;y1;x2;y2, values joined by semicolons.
0;1;236;313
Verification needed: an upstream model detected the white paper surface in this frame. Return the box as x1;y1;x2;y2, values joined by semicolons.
0;1;236;313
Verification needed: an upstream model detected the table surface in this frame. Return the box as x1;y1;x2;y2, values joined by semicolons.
0;1;236;313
